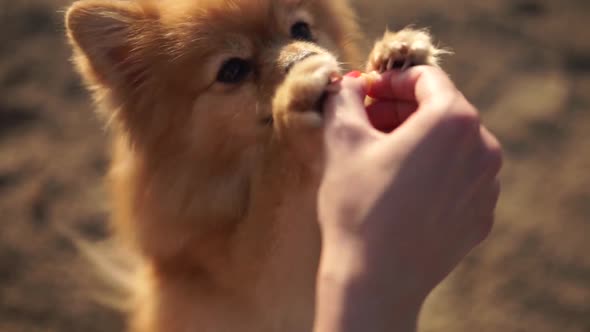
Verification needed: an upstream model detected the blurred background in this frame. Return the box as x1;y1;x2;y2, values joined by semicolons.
1;0;588;331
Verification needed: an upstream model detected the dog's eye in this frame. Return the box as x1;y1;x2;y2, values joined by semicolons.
290;21;313;41
217;58;252;84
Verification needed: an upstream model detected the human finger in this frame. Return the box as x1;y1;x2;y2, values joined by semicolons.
324;76;371;127
463;125;504;186
465;178;501;246
323;76;384;148
480;126;503;178
366;100;418;132
366;66;457;105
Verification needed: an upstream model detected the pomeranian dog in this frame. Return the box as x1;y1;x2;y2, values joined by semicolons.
65;0;443;331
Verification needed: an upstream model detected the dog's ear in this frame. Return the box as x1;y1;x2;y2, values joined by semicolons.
65;0;159;88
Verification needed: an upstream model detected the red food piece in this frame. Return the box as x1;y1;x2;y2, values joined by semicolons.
345;70;362;78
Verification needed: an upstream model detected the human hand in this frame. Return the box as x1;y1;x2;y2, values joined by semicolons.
314;66;502;332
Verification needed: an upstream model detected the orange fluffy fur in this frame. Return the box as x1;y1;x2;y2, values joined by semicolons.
65;1;441;331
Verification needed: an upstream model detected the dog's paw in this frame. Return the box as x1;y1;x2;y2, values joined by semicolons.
273;54;341;130
272;54;341;164
367;28;446;72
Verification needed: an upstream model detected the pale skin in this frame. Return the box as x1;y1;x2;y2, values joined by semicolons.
314;66;503;332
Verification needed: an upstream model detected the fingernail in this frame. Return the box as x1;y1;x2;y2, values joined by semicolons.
345;70;362;78
362;71;381;94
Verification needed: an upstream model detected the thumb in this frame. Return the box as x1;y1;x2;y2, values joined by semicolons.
323;77;382;143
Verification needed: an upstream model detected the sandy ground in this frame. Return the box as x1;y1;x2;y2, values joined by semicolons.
1;0;589;331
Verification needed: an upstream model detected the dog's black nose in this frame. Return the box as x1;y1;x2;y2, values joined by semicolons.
285;51;319;73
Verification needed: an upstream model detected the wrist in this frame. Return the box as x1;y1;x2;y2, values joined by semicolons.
314;238;426;332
